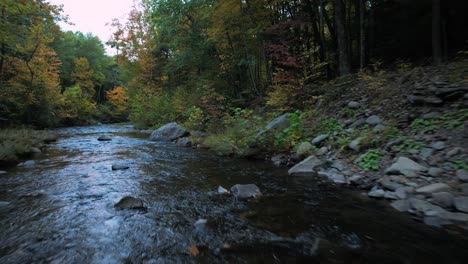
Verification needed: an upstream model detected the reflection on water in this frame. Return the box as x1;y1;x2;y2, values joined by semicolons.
0;124;467;263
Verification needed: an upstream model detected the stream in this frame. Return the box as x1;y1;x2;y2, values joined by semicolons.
1;124;467;263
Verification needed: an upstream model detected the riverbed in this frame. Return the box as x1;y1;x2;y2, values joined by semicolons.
1;124;467;263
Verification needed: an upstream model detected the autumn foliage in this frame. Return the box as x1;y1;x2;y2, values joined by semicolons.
106;86;129;114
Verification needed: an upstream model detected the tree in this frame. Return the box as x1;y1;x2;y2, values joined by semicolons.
334;0;351;76
432;0;442;65
71;57;95;99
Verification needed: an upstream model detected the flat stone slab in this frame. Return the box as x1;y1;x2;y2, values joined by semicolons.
385;157;427;177
288;156;324;176
454;196;468;213
391;200;410;212
415;183;450;194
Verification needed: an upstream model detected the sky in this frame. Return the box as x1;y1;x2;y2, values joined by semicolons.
48;0;135;55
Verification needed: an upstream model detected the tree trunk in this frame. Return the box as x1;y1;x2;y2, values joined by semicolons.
432;0;442;65
334;0;351;76
359;0;366;69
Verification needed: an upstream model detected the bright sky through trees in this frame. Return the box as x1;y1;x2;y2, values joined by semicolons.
48;0;134;55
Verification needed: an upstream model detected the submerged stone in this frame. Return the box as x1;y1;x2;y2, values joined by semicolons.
230;184;262;199
114;196;145;209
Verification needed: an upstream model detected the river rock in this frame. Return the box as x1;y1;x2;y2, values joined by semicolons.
30;147;41;153
431;192;454;208
373;124;386;132
348;174;364;185
439;211;468;224
288;155;324;176
415;183;450;194
18;160;35;167
296;142;314;157
380;179;403;191
318;170;346;184
149;122;189;141
316;146;328;156
348;137;362;151
366;115;382;125
419;148;434;161
446;147;462;158
176;137;192;147
427;167;443;177
0;171;6;175
114;196;145;209
271;154;288;167
230;184;262;199
431;141;446;151
217;186;230;195
368;188;385;198
265;113;291;132
409;198;445;214
394;187;409;199
384;192;400;200
408;95;443;106
349;118;367;129
454;196;468;213
385;157;427;177
422;112;441;119
391;199;410;212
347;101;360;109
97;135;112;141
112;164;130;170
456;170;468;182
311;134;328;146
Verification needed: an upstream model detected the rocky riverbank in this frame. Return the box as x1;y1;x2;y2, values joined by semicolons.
147;60;468;230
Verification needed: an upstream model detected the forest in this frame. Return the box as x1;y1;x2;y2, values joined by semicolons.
1;0;467;134
2;1;468;259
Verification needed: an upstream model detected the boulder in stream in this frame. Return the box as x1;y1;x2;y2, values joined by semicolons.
114;196;145;210
97;135;112;141
112;164;130;170
230;184;262;199
149;122;189;141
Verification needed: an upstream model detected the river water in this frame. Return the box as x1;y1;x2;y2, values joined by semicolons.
1;124;467;263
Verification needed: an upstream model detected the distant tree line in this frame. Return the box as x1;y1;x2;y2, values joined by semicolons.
0;0;129;127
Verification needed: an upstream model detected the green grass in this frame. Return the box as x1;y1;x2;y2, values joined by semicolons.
0;129;53;163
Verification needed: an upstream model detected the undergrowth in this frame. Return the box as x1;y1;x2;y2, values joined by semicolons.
0;129;52;163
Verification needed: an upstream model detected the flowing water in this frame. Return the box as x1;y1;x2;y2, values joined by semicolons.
1;124;467;263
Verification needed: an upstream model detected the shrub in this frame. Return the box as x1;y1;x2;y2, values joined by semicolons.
203;108;264;157
129;91;176;129
357;149;383;171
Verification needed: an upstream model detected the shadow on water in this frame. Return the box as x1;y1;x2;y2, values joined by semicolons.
1;124;467;263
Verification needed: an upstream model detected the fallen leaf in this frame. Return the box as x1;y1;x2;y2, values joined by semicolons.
188;245;200;256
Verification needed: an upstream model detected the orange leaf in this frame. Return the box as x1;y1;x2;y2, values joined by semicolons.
188;246;200;256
